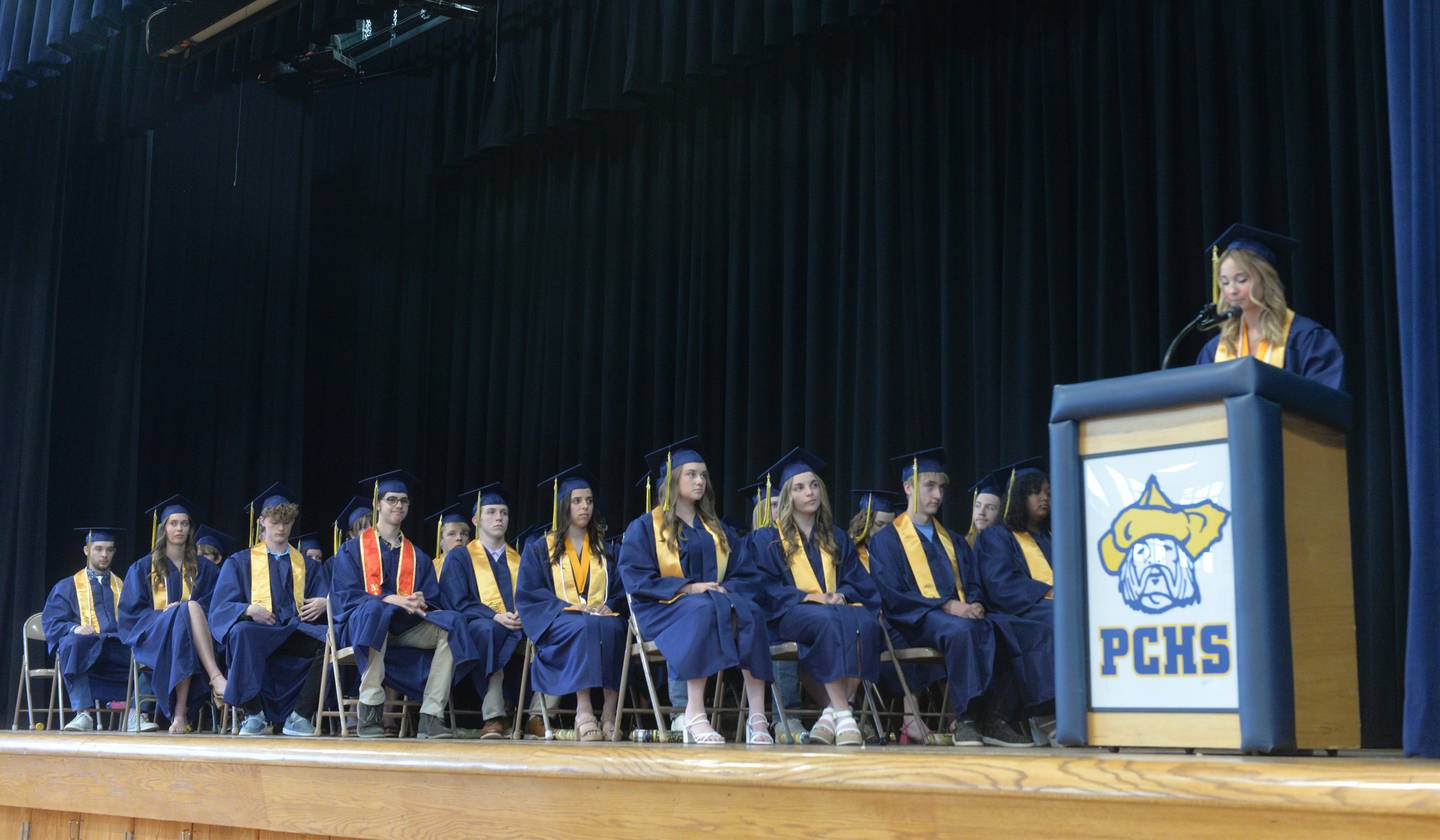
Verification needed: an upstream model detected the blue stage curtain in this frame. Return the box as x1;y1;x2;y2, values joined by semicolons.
1388;0;1440;758
0;0;150;97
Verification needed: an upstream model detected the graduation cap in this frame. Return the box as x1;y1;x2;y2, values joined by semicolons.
754;448;826;528
333;496;373;554
424;503;471;558
359;469;420;533
294;532;324;554
890;447;947;515
514;521;548;552
737;481;766;509
537;464;597;533
642;435;707;513
462;482;515;517
244;482;299;546
1206;223;1298;307
969;471;1007;499
194;525;233;555
994;457;1046;519
143;494;198;548
75;526;125;547
852;489;902;517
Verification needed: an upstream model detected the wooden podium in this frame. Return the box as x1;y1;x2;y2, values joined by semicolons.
1049;358;1360;752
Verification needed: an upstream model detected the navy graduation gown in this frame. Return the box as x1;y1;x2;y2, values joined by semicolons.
515;537;627;695
42;572;130;706
617;513;773;683
742;525;883;684
974;524;1054;623
329;535;483;701
437;542;524;688
209;549;329;721
117;556;220;719
1196;312;1345;391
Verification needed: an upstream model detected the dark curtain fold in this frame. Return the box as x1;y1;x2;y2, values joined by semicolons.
1386;0;1440;758
1;0;1408;746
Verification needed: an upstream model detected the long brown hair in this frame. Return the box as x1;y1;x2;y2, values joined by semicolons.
658;467;729;556
150;517;198;597
547;490;609;565
776;475;837;555
1209;248;1290;353
847;509;873;549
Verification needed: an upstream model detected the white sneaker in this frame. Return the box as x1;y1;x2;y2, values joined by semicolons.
282;712;315;736
126;709;159;732
238;712;271;736
62;711;95;732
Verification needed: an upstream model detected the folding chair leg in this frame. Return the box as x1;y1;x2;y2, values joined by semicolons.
770;681;795;743
862;681;886;742
11;664;23;730
47;671;58;731
636;646;667;737
613;623;634;742
537;690;552;737
513;642;532;741
709;672;724;731
23;657;36;730
55;670;67;731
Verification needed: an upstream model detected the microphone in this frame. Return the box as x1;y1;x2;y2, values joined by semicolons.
1162;303;1229;371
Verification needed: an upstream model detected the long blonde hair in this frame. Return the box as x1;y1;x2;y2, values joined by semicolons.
657;467;729;556
1213;248;1290;354
776;475;837;555
150;518;198;597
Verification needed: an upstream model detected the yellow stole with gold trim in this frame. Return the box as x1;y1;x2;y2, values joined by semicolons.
72;570;120;631
893;512;965;602
466;540;520;614
1214;308;1295;369
546;533;608;609
651;508;730;583
1013;531;1055;599
249;544;307;612
151;559;191;611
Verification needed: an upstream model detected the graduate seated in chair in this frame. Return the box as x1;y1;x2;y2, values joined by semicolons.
210;484;330;736
118;496;228;735
330;471;485;739
868;450;1044;748
741;448;886;748
437;484;526;739
618;438;774;745
43;527;132;731
966;472;1005;549
195;526;234;567
295;533;326;565
516;466;627;742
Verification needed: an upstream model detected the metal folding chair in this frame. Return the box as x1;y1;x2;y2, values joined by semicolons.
768;641;886;744
314;595;418;737
11;613;61;731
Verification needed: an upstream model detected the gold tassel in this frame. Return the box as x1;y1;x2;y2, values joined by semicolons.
910;458;919;515
644;476;652;514
664;451;672;513
435;517;442;560
551;477;559;533
372;481;380;533
863;495;873;541
1002;468;1018;520
332;524;340;556
86;529;93;550
149;510;157;550
1211;244;1221;308
763;474;772;527
248;503;255;546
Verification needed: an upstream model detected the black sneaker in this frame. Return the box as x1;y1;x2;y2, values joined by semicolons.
356;703;386;739
951;719;983;747
417;713;453;740
979;718;1035;748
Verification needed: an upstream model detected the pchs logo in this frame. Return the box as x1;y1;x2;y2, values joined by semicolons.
1096;476;1229;615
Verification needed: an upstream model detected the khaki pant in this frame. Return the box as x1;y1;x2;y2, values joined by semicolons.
359;620;453;717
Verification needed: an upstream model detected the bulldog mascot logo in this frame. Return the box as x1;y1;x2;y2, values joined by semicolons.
1096;476;1229;615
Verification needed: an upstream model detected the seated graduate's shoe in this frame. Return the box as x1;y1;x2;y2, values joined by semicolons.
416;713;453;740
62;711;95;732
808;707;837;745
282;712;316;737
479;718;509;740
1028;715;1058;747
833;710;863;747
126;709;160;733
950;719;983;747
523;715;547;740
238;712;271;737
978;718;1034;748
356;703;386;739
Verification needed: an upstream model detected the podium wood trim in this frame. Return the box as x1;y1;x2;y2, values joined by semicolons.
1282;412;1361;749
1087;712;1241;749
1079;402;1228;456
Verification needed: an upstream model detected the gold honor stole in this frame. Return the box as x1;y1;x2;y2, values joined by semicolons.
1214;308;1295;369
465;540;520;614
546;533;608;610
151;560;192;611
361;528;417;597
783;534;839;597
72;570;121;631
893;512;965;603
249;544;307;612
651;508;730;595
1013;531;1055;600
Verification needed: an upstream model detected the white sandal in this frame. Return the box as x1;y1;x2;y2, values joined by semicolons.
809;706;836;745
745;714;774;745
834;710;863;746
682;713;725;745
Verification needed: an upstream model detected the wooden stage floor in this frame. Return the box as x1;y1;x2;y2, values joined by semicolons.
1;731;1436;839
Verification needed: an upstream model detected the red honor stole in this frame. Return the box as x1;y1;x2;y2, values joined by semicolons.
361;527;416;597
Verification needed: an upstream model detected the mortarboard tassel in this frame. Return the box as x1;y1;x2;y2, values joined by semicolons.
86;529;93;550
372;482;380;533
332;524;340;557
911;457;919;515
763;474;772;527
150;510;157;551
551;477;559;533
1002;468;1018;520
664;451;672;513
644;477;652;515
435;517;442;560
1211;245;1221;309
864;495;873;540
248;502;256;546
